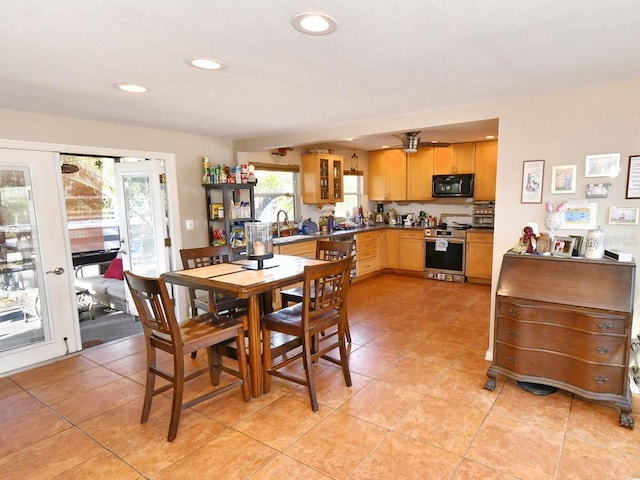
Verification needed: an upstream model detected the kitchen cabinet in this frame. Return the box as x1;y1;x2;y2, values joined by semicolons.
407;148;434;201
465;230;494;283
301;153;343;204
376;229;387;270
355;231;377;278
273;239;318;309
485;254;635;428
204;184;255;252
397;230;425;272
368;149;407;201
473;140;498;201
433;143;475;174
384;229;399;269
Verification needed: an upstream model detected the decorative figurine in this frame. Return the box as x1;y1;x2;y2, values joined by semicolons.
544;201;565;237
521;226;538;253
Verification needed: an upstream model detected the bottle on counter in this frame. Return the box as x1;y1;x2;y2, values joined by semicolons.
328;211;335;233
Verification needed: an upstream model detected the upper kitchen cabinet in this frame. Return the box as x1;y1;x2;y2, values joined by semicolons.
368;149;407;201
433;143;475;174
407;147;434;201
473;140;498;201
301;153;343;204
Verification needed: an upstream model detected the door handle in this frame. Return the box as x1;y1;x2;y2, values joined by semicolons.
46;267;65;275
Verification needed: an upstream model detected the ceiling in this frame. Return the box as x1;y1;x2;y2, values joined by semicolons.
2;1;640;151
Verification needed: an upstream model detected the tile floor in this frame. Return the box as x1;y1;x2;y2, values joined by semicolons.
1;273;640;479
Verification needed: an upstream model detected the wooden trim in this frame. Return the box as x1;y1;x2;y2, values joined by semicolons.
251;162;299;172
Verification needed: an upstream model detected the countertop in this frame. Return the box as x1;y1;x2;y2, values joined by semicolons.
272;224;493;246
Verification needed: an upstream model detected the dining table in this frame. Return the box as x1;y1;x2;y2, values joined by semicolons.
162;254;326;398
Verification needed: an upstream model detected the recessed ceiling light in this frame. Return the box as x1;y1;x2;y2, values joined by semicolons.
485;135;496;139
114;83;148;93
187;57;225;70
430;140;439;144
381;145;390;149
291;12;337;35
343;137;354;141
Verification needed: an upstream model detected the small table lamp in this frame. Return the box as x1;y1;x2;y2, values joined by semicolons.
245;222;273;269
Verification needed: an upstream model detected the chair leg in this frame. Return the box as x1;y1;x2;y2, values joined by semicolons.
262;325;273;393
303;332;319;412
141;349;156;424
235;327;251;401
168;356;185;442
339;320;352;387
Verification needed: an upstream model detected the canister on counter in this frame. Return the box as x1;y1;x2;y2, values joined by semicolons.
585;227;604;258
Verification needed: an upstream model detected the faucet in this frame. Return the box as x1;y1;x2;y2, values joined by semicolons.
276;209;289;237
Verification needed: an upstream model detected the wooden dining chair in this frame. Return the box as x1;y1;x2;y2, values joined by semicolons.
261;255;354;411
180;245;248;317
280;239;354;341
124;270;250;442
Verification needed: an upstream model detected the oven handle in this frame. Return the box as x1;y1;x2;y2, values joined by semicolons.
425;237;466;245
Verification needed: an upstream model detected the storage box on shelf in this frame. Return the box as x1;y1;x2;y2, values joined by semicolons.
484;254;635;428
204;183;255;252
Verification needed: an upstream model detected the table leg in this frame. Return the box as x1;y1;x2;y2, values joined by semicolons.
247;295;263;398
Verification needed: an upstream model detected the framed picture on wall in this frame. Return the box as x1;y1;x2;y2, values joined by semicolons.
585;153;620;178
608;207;639;225
626;155;640;199
521;160;544;203
551;165;577;194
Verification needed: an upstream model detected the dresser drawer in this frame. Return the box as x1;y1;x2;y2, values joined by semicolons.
496;316;626;364
494;343;626;395
497;298;628;335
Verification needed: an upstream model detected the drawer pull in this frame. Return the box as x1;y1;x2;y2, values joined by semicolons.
595;346;610;355
507;330;519;338
506;356;517;364
597;322;613;331
507;308;519;317
593;376;608;384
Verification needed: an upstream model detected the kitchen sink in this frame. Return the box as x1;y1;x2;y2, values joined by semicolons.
272;234;315;244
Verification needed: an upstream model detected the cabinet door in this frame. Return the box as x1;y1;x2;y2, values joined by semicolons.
368;150;388;200
376;229;387;269
433;146;455;174
474;141;497;201
385;229;399;268
301;154;343;204
398;232;425;271
466;232;493;282
407;148;434;200
386;149;407;201
331;156;343;202
453;143;476;173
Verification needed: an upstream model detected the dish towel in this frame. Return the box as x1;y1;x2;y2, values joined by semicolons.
435;239;448;252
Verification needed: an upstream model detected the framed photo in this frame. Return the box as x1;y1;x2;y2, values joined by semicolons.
586;183;610;198
561;201;597;230
551;165;577;194
569;234;584;256
521;160;544;203
585;153;620;178
552;236;575;257
626;155;640;199
608;207;639;225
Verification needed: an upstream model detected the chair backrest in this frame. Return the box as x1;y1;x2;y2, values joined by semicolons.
180;245;234;270
124;270;181;352
303;255;353;325
316;239;354;261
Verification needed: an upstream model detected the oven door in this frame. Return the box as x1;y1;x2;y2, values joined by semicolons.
425;237;466;275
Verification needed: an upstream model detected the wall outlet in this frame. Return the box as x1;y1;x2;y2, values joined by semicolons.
185;219;194;230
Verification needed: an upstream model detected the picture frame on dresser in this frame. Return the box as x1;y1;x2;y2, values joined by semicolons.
551;236;575;257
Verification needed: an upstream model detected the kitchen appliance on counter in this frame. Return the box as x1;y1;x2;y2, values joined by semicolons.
424;228;466;282
432;174;474;198
472;201;495;228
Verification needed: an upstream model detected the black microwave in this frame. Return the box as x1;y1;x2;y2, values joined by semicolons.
432;174;474;198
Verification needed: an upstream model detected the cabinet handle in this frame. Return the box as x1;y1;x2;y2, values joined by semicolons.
595;346;610;355
507;330;519;338
597;322;613;331
507;308;518;317
506;356;517;363
593;376;608;384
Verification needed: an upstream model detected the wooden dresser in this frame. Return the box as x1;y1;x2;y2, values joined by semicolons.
484;253;636;428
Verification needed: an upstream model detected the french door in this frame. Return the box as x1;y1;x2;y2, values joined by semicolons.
0;148;79;374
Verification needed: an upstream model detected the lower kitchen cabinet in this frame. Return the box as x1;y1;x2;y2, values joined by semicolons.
273;240;317;309
465;230;493;283
484;254;635;428
355;231;378;278
397;230;425;272
384;229;399;269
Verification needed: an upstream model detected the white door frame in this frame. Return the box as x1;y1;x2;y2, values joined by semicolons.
0;138;185;352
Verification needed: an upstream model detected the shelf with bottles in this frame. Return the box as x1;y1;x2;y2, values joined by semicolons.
204;183;255;249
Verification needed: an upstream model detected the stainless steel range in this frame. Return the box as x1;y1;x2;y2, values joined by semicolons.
424;227;467;282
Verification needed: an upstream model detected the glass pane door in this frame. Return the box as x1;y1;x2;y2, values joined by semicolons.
0;149;78;374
